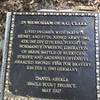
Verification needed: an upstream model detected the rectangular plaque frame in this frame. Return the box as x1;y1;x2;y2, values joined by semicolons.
0;11;100;100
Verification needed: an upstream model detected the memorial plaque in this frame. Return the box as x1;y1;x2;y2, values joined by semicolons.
0;12;100;100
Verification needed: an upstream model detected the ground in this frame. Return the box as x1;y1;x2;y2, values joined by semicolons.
0;0;100;65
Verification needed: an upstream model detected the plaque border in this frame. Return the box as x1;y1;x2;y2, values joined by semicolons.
0;11;100;100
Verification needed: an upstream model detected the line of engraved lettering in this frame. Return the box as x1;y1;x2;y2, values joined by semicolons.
26;50;86;56
34;76;69;82
16;54;88;61
15;59;90;67
18;34;88;40
27;81;76;89
24;30;85;35
21;20;87;26
26;66;78;72
19;44;88;50
20;39;87;46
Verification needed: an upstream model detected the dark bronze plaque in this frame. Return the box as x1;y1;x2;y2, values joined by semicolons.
0;12;100;100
